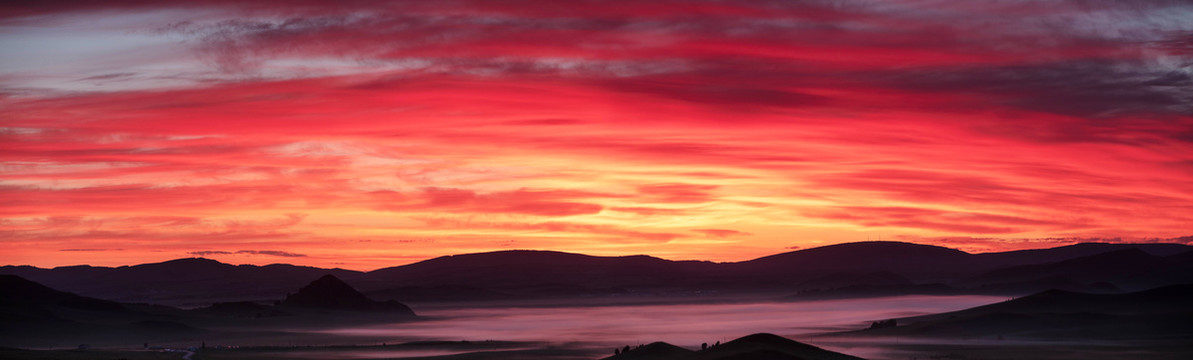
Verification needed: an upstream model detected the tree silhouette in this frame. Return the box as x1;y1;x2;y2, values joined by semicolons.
869;319;897;329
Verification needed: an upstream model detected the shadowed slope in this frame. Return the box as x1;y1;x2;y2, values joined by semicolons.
0;275;204;348
0;274;124;312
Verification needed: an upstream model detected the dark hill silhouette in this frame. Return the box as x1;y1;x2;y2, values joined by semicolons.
695;333;864;360
1;275;423;348
0;274;124;312
603;333;863;360
848;283;1193;339
607;342;695;360
974;242;1193;264
0;258;363;306
281;275;415;315
358;250;722;297
0;275;208;348
963;249;1193;293
734;242;974;281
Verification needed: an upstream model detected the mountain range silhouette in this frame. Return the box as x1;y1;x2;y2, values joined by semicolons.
3;241;1190;306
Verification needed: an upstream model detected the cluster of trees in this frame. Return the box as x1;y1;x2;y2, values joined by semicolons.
613;340;723;356
869;319;897;329
614;344;639;355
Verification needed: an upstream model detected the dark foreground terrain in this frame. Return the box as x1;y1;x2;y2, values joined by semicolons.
3;242;1193;360
0;274;416;349
0;334;862;360
815;283;1193;360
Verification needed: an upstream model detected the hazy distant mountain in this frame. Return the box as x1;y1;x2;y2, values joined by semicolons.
972;242;1193;266
0;274;124;313
963;249;1193;293
281;274;415;315
604;333;864;360
3;241;1190;305
0;274;415;348
0;258;363;306
849;283;1193;340
0;274;203;348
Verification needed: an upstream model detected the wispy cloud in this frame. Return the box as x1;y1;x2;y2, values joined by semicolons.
189;249;307;257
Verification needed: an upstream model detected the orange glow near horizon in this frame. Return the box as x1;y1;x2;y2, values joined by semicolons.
2;1;1192;270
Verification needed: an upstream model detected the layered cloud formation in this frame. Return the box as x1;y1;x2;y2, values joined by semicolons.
2;0;1191;269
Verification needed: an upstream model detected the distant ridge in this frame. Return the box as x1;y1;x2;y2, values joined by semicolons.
3;241;1190;305
0;258;364;306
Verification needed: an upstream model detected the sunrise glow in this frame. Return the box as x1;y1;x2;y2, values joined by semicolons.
3;1;1191;270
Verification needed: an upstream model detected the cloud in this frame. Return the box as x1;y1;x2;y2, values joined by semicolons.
189;250;234;256
637;183;718;204
188;249;307;257
878;60;1193;119
609;207;687;216
372;187;614;217
692;229;751;238
3;0;1193;269
804;206;1087;235
415;216;682;243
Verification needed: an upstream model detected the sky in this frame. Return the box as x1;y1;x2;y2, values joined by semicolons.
2;0;1192;270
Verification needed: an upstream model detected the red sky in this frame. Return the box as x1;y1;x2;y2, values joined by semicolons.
2;0;1192;270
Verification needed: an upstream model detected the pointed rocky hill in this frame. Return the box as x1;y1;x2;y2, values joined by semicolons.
281;274;415;316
